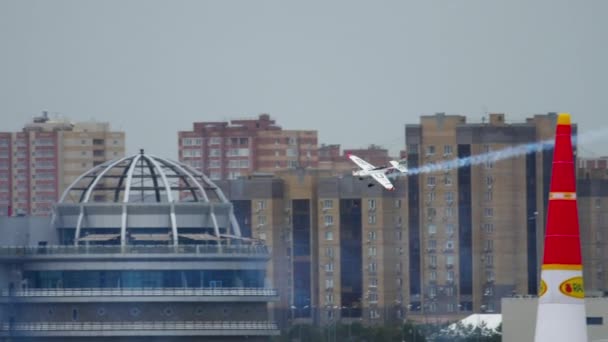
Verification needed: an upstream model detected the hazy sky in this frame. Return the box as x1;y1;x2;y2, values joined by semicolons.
1;0;607;159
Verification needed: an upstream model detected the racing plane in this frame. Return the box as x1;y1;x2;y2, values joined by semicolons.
347;154;408;191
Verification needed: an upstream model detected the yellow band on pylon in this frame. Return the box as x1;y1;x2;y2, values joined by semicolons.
549;192;576;200
557;113;571;125
542;264;582;271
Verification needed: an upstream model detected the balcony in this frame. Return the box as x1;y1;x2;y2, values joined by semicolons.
0;244;270;261
0;321;279;337
0;287;279;303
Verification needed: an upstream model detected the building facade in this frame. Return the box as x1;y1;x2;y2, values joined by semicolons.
404;112;573;320
0;153;279;341
0;112;125;217
178;114;318;180
216;169;409;327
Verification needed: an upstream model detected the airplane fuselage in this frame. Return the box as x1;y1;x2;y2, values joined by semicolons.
352;168;389;178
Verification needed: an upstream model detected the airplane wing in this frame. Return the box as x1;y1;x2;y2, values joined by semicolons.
348;154;374;171
371;172;395;191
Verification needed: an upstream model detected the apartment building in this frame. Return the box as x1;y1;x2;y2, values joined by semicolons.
404;112;570;320
0;112;125;216
578;165;608;293
178;114;318;180
216;169;409;326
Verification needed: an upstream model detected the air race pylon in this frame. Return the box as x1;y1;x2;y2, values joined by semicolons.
534;113;588;342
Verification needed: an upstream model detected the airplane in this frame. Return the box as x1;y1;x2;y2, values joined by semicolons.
347;154;408;191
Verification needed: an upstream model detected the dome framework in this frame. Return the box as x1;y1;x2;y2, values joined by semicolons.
54;151;243;246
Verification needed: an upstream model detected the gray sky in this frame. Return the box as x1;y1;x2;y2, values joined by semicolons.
1;0;607;159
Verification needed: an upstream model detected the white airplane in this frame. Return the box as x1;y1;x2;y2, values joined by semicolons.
347;154;408;191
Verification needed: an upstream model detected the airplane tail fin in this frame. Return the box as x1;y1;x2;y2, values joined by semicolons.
389;160;408;173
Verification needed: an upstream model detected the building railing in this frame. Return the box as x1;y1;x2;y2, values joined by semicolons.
0;244;270;257
0;287;278;298
0;321;278;332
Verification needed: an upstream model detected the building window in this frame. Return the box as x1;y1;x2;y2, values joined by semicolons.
394;199;402;208
369;278;378;287
395;215;403;226
484;190;493;202
486;270;495;282
483;223;494;233
428;239;437;250
446;255;455;267
484;239;493;251
325;293;334;304
485;160;493;169
587;317;603;325
286;148;297;157
444;175;453;186
368;214;376;225
369;292;379;303
323;199;333;209
257;215;266;225
257;200;266;210
368;199;376;210
325;279;334;289
445;207;454;218
485;254;494;267
426;145;435;156
209;137;221;145
369;262;377;272
430;255;437;267
445;192;454;202
427;176;436;187
430;270;437;281
486;175;493;186
446;286;454;297
325;231;333;241
368;231;377;241
427;207;437;218
447;270;455;282
395;230;402;240
484;208;494;217
447;303;455;312
368;246;377;256
443;145;453;155
483;145;490;153
287;160;298;168
446;223;455;236
324;215;334;226
408;144;418;153
325;263;334;272
325;247;334;257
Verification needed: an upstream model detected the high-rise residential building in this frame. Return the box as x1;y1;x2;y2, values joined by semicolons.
577;164;608;293
0;112;125;217
178;114;318;180
404;112;573;319
216;169;409;326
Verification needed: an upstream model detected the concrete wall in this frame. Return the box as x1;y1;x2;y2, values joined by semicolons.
0;216;56;246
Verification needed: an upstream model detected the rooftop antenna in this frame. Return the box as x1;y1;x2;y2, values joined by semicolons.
481;105;489;124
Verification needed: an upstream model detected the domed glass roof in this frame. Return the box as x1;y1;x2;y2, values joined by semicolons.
60;151;227;205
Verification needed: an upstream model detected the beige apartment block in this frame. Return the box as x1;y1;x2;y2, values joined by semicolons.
0;112;125;216
405;112;567;321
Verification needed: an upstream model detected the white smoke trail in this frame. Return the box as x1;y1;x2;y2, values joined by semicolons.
402;128;608;176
